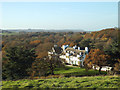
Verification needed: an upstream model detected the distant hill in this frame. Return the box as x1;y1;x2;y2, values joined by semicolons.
1;29;89;33
84;28;118;40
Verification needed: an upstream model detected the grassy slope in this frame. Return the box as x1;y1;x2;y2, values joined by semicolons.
54;66;106;77
2;66;119;89
2;76;120;89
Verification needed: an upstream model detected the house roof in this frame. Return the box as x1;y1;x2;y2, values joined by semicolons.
65;47;86;54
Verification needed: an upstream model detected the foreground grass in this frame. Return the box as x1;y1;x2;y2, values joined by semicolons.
2;76;120;89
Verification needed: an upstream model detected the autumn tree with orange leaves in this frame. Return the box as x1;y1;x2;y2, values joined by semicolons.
114;59;120;74
84;49;110;74
30;40;41;45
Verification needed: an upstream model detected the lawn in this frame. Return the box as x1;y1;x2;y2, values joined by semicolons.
2;76;120;89
54;66;107;77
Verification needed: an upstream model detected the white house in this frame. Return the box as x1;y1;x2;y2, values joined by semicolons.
59;45;88;66
92;65;112;71
48;45;114;71
48;44;88;67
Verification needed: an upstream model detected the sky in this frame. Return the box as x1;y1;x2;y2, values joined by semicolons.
1;2;118;31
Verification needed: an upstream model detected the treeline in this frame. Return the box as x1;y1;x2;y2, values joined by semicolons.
2;28;118;58
2;46;64;80
2;28;120;80
2;32;86;58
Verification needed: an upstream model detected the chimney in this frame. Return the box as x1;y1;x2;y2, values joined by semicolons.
73;45;77;49
85;47;88;52
80;52;82;55
62;45;66;50
54;45;57;47
78;47;80;50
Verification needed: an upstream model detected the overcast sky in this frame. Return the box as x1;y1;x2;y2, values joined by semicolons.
1;2;118;31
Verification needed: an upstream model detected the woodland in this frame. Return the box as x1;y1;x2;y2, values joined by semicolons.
2;28;120;80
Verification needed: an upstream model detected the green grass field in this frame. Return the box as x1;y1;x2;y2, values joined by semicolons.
2;76;120;89
54;66;106;77
2;66;118;89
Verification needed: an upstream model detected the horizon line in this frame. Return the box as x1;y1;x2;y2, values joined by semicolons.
0;27;117;31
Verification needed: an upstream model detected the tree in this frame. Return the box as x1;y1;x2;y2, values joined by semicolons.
29;55;64;78
2;46;37;80
29;40;41;46
103;40;120;66
36;42;54;58
79;39;91;49
84;49;110;74
114;59;120;74
30;58;49;79
47;55;64;75
95;42;105;50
